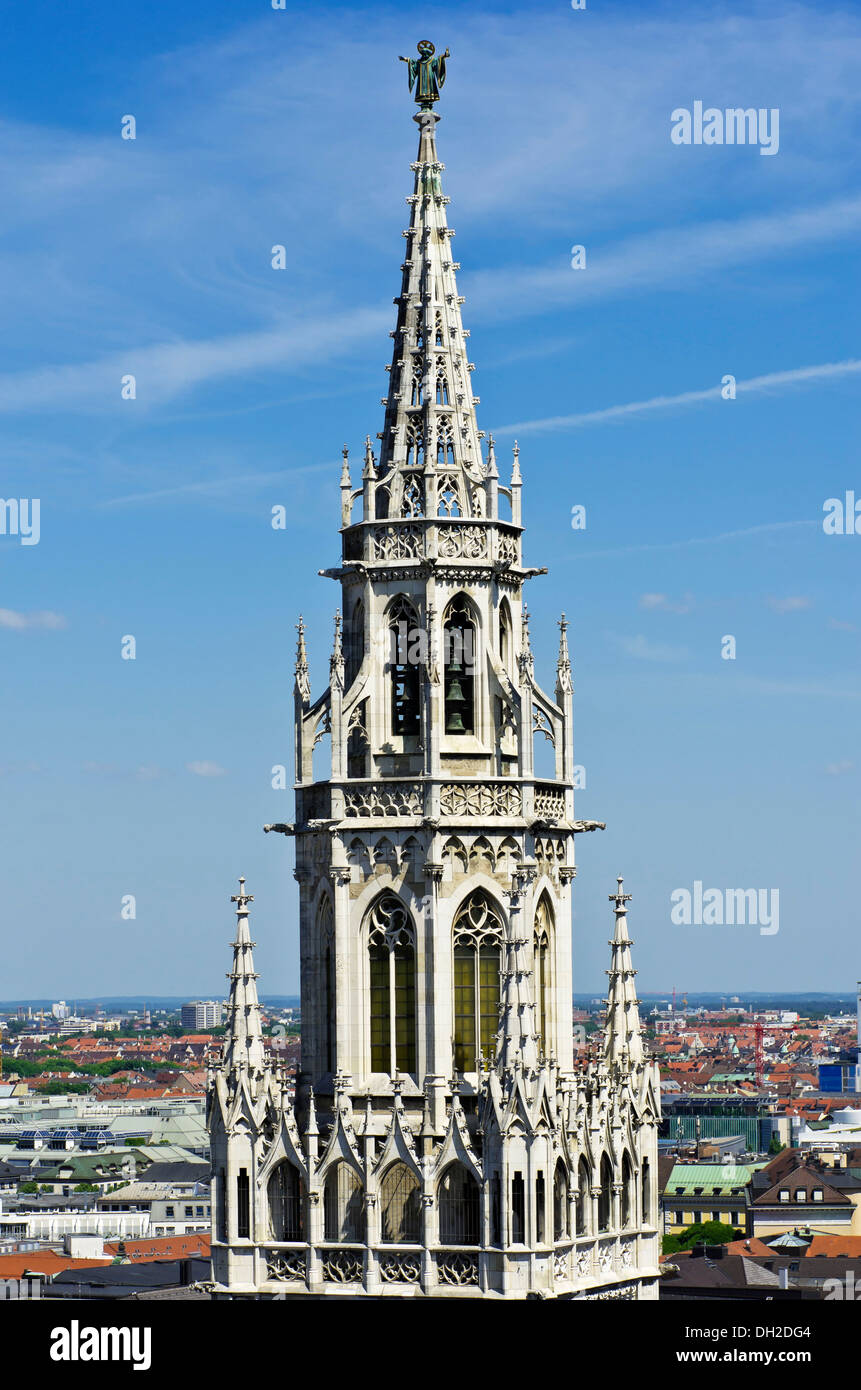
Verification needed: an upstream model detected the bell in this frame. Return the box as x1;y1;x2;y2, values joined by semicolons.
446;710;467;733
446;678;465;704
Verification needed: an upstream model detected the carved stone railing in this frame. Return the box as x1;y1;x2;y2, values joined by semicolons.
378;1250;423;1284
437;524;487;560
436;1250;479;1287
439;782;521;818
371;523;423;561
341;518;522;567
495;526;520;565
264;1247;307;1282
319;1247;365;1284
533;783;566;820
344;781;424;818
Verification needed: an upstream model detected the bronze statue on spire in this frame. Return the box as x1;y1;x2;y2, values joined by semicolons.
399;40;449;107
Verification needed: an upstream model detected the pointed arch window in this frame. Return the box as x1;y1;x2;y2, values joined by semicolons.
598;1153;613;1233
534;895;553;1058
402;476;424;518
553;1161;569;1241
368;895;416;1075
499;599;512;673
375;485;390;520
380;1163;421;1243
323;1163;365;1242
452;892;503;1071
438;477;461;517
410;355;424;406
642;1158;652;1226
576;1158;591;1237
347;700;369;778
436;371;450;405
436;417;455;468
345;599;364;689
236;1168;250;1239
622;1152;635;1229
434;311;444;346
438;1163;480;1245
268;1162;304;1242
388;596;421;738
405;419;423;469
318;897;335;1073
443;595;475;735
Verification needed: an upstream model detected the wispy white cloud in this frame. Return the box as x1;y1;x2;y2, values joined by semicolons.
493;359;861;436
826;759;854;775
100;462;333;509
0;609;66;631
639;593;695;614
609;632;688;662
767;596;813;613
570;519;816;561
0;308;390;415
828;617;858;633
186;760;226;778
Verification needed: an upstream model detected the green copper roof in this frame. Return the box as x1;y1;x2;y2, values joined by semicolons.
666;1162;754;1194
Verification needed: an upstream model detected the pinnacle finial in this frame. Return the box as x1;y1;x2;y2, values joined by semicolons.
363;434;376;479
556;612;573;688
511;441;522;485
231;877;254;909
295;616;311;703
486;435;498;479
610;876;633;910
340;446;351;488
330;611;344;678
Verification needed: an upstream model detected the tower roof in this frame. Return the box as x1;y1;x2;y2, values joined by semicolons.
221;878;267;1080
374;89;488;521
604;876;645;1067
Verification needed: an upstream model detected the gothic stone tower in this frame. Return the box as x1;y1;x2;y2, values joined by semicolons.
208;44;661;1300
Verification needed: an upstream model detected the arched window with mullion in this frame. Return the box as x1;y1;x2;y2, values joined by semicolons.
452;892;503;1072
368;895;417;1076
443;594;476;735
533;894;553;1058
388;596;421;738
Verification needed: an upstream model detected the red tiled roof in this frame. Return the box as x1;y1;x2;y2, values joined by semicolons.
0;1252;112;1279
104;1233;211;1262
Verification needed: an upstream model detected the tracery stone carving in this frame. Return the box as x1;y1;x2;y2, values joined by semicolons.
379;1253;422;1283
440;783;521;817
497;532;518;564
534;785;565;819
437;525;487;559
372;525;423;560
266;1250;306;1282
345;782;423;817
321;1250;364;1284
436;1252;479;1286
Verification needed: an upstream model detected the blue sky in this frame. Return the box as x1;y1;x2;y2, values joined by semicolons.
1;0;859;998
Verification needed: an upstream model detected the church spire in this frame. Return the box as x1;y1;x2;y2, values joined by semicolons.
374;53;486;523
604;876;645;1068
222;878;267;1081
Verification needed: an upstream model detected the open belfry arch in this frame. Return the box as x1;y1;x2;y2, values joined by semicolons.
208;42;661;1300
